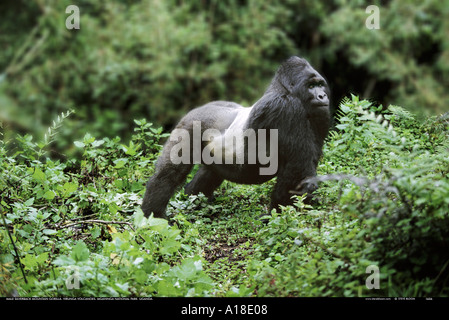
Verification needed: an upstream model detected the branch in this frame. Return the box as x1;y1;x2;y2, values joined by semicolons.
57;219;134;230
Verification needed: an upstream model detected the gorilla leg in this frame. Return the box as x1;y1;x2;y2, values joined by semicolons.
269;163;317;213
184;166;224;200
269;177;299;212
142;162;193;219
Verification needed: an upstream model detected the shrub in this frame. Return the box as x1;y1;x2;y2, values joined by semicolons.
0;116;214;297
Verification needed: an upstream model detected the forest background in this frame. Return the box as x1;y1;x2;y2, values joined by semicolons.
1;0;448;152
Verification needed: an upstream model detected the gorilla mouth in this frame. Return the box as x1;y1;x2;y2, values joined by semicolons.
310;99;329;108
312;103;329;108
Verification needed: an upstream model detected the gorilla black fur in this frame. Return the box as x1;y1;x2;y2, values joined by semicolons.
142;56;331;219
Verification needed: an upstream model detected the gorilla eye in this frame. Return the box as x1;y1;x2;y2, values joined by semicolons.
309;82;324;89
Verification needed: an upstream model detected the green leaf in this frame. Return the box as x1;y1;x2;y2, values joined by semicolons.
174;258;199;280
114;179;124;189
133;209;169;232
36;252;49;264
24;198;35;206
114;159;128;169
148;216;169;232
63;182;78;195
134;119;144;126
108;203;120;214
92;139;105;148
43;190;56;200
336;123;348;130
133;208;146;228
157;279;177;296
22;255;37;271
32;167;46;183
160;240;181;255
121;141;139;156
83;133;95;144
43;229;57;235
91;226;101;239
71;241;90;262
74;141;85;148
135;270;148;284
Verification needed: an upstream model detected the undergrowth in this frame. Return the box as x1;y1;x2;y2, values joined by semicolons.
1;96;448;297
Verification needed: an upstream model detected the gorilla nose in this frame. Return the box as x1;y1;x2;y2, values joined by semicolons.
317;93;329;105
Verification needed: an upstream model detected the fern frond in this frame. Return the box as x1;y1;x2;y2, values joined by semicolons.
43;110;74;146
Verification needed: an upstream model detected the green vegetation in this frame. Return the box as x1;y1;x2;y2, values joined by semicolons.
1;0;448;298
1;96;448;297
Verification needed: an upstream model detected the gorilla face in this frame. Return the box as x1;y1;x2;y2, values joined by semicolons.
294;65;329;108
273;57;330;114
306;77;329;108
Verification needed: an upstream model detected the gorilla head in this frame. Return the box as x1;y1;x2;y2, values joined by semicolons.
142;56;331;219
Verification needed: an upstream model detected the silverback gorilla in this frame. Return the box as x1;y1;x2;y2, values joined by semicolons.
142;56;331;219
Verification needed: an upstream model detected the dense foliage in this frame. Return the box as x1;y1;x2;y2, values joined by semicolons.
1;96;448;297
1;0;448;155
